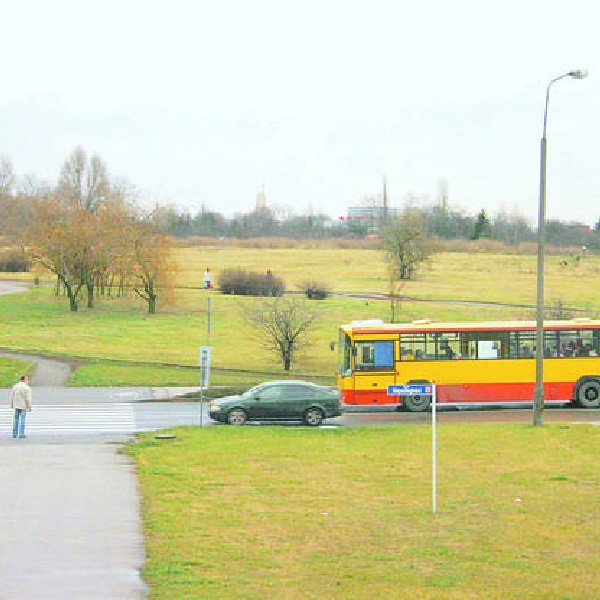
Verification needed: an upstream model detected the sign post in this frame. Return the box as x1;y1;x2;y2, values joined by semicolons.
431;383;437;514
199;346;211;427
388;383;437;514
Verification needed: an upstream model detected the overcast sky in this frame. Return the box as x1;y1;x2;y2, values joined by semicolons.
1;0;598;225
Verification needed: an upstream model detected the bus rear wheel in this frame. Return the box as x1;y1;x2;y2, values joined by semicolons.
576;379;600;409
404;394;431;412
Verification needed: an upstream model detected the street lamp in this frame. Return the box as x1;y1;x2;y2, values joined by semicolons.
533;69;588;426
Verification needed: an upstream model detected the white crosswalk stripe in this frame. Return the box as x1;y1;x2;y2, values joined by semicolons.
0;404;137;434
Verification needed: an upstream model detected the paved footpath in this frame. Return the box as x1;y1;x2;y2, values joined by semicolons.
0;437;147;599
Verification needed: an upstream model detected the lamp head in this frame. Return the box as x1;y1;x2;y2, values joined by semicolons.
568;69;589;79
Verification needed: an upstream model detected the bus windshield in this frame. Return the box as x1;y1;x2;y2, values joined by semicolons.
339;331;352;376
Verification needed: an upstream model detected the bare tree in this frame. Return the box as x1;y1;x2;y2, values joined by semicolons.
57;146;113;212
16;173;53;199
0;155;16;233
246;297;318;370
382;210;435;280
0;155;14;196
382;210;436;322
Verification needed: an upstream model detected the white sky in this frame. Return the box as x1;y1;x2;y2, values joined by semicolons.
1;0;599;225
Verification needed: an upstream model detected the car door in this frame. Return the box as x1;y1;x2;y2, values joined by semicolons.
283;384;316;418
249;384;284;419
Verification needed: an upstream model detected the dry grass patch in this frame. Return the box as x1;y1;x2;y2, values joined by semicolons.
128;424;600;599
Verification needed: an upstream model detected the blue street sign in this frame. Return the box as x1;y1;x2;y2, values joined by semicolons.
388;384;433;396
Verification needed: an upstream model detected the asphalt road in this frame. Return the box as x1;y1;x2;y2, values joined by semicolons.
1;398;598;440
338;406;600;426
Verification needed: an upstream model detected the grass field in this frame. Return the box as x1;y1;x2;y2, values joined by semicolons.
0;246;598;386
127;423;600;599
0;357;32;387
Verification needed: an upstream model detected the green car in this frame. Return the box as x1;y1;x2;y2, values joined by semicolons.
209;380;342;426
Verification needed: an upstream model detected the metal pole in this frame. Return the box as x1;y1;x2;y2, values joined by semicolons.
199;370;204;427
207;297;211;347
199;297;212;428
533;131;547;426
533;71;587;425
432;383;437;514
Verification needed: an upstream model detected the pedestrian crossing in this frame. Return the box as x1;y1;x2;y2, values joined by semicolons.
0;403;137;434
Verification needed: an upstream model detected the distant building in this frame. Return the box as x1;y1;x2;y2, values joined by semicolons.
341;176;401;229
255;186;267;212
341;205;402;229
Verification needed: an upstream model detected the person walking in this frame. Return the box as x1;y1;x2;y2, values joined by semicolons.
9;375;32;438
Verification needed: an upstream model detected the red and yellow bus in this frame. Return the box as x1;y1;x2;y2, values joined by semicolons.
337;319;600;411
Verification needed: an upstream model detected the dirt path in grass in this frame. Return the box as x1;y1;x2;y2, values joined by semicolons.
0;281;75;385
0;280;29;295
0;351;74;386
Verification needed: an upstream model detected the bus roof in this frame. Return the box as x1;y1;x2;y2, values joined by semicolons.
340;319;600;335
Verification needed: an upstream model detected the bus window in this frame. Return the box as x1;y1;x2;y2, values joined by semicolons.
355;340;394;371
434;333;461;359
463;331;509;359
400;334;426;360
561;329;599;357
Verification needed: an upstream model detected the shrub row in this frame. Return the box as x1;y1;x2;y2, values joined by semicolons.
301;280;330;300
219;268;285;296
0;251;29;272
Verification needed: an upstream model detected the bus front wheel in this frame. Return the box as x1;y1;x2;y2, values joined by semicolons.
404;394;431;412
576;378;600;409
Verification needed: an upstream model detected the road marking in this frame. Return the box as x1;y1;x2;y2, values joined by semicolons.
0;404;136;434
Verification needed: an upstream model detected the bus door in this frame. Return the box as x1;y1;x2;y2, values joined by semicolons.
353;339;396;405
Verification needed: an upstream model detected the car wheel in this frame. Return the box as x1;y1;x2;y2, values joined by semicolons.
577;379;600;408
404;394;431;412
304;407;324;426
227;408;247;425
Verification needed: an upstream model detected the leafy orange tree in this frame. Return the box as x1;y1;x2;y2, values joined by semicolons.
21;198;90;311
128;214;176;314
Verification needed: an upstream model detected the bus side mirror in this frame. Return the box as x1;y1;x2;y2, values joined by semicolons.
351;347;357;357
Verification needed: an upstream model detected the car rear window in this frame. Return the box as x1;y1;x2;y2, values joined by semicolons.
286;385;316;398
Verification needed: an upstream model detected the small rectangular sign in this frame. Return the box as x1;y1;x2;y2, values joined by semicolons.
199;346;211;388
388;384;432;396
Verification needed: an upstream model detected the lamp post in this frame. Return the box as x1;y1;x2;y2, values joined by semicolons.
533;69;588;426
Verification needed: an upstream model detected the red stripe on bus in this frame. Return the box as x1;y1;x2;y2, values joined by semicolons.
342;381;576;405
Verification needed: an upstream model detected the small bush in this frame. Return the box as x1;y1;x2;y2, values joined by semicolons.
0;250;29;272
301;280;330;300
219;268;285;296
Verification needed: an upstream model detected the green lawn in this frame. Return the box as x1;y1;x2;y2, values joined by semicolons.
0;357;32;387
127;424;600;599
0;246;598;386
0;285;523;386
71;362;332;389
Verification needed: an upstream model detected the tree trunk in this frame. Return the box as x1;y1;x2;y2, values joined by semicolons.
282;346;291;370
86;282;94;308
148;294;156;314
64;282;78;312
